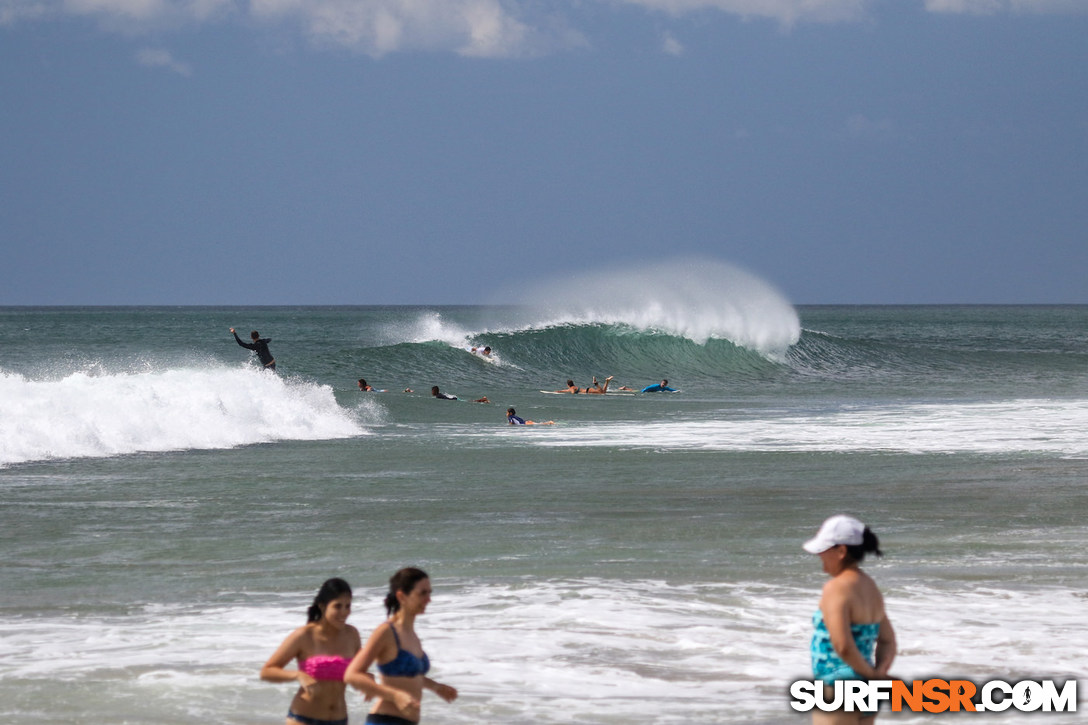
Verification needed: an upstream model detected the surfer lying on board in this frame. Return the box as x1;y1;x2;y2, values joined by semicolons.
641;379;678;393
554;380;582;394
231;328;275;371
431;386;489;403
507;408;554;426
583;376;613;395
431;386;457;400
358;379;374;391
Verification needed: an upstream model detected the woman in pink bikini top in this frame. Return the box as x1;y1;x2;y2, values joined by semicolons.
260;578;362;725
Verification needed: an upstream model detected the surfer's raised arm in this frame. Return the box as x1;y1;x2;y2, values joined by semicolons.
230;327;276;371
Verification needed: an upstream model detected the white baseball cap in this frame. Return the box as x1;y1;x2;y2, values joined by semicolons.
803;515;865;554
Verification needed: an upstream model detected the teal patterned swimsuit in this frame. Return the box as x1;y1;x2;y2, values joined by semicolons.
810;610;880;684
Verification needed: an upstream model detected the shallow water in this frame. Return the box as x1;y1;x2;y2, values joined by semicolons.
1;303;1085;723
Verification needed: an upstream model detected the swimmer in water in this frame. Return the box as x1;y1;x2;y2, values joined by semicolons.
507;408;554;426
804;515;897;724
345;568;458;724
262;578;402;725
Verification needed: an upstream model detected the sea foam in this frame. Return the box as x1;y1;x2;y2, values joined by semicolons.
509;258;801;357
1;579;1080;723
470;399;1088;458
0;366;366;467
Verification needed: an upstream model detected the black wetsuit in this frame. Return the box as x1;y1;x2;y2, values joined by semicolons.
234;332;276;370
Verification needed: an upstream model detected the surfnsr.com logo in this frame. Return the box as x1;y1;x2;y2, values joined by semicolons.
790;679;1077;713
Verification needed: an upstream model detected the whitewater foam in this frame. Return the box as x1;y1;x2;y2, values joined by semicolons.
469;399;1088;458
508;258;801;357
1;580;1080;723
0;366;366;467
379;310;475;348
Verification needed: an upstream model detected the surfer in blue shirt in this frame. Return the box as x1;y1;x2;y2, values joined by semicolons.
507;408;554;426
641;379;677;393
231;328;275;371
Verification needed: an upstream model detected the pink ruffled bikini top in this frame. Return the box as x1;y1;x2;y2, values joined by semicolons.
301;654;351;681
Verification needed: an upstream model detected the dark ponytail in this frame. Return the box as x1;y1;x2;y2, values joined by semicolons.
308;577;352;623
384;567;429;616
845;527;883;563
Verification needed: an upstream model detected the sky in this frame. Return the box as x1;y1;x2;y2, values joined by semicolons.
1;0;1086;306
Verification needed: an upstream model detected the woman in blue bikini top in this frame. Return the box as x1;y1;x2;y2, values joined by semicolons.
345;568;458;725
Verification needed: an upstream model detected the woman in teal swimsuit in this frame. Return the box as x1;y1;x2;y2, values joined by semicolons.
804;515;897;724
345;568;458;724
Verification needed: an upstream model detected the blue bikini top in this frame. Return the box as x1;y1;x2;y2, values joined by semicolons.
377;623;430;678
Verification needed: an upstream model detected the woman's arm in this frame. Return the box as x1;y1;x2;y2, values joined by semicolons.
343;625;385;694
873;614;897;677
260;627;316;690
820;585;879;680
344;625;421;715
422;677;458;703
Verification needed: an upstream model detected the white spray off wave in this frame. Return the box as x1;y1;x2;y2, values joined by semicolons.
518;258;800;356
0;366;366;467
379;310;474;347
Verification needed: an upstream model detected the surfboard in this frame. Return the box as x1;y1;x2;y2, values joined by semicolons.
539;390;636;396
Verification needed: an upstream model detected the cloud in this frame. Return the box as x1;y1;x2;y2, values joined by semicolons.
0;1;48;24
0;0;234;28
924;0;1088;14
135;46;192;75
2;0;1086;53
661;29;684;55
612;0;872;25
249;0;577;58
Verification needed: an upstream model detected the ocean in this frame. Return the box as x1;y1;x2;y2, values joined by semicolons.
1;301;1085;724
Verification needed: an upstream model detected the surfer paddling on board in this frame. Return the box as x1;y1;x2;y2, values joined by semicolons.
431;386;489;403
231;328;275;371
583;376;613;395
554;380;582;394
641;379;678;393
431;386;457;401
507;408;554;426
